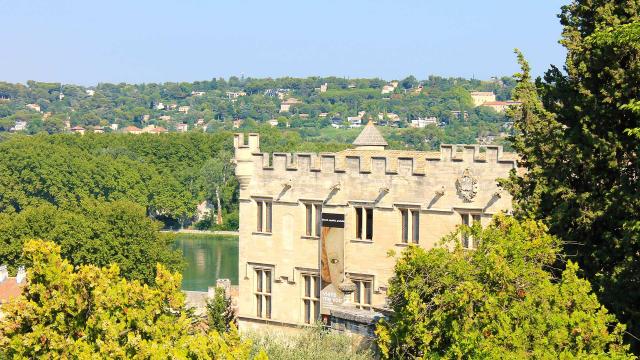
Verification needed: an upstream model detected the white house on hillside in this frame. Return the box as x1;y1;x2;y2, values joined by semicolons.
411;117;438;128
176;123;188;132
11;121;27;132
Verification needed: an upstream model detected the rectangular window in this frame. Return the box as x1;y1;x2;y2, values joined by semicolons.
255;268;272;319
305;203;313;236
302;274;320;324
355;207;363;239
352;277;373;310
461;213;469;226
266;294;271;318
400;208;419;243
305;275;311;297
401;209;408;243
460;213;481;249
366;208;373;240
354;207;373;241
364;281;372;305
257;202;263;232
303;203;323;237
256;200;272;233
265;202;272;233
412;210;420;244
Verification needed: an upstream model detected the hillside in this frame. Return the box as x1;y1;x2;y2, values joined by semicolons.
0;76;516;149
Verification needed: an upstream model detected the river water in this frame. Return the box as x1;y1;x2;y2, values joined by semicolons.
173;234;239;291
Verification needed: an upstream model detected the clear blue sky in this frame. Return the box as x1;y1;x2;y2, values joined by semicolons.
0;0;568;85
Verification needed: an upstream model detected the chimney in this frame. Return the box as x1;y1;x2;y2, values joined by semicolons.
0;265;7;283
16;266;26;284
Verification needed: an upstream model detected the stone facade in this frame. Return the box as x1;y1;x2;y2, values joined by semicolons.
233;125;517;332
470;91;496;107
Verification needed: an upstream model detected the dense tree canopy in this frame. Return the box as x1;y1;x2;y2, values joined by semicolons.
0;132;237;226
0;240;263;359
0;130;354;229
505;0;640;348
0;201;183;284
376;215;633;359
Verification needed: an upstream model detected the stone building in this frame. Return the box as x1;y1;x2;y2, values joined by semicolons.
480;100;523;113
470;91;496;107
233;122;517;333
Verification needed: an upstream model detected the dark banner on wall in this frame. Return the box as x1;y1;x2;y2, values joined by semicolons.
322;213;345;228
319;213;345;315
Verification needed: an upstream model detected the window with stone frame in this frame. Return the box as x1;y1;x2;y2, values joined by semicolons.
350;276;373;310
400;208;420;244
301;273;320;324
354;207;373;241
460;212;481;249
254;267;272;319
256;199;272;233
303;202;322;237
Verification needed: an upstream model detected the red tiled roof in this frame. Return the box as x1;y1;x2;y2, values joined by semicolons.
123;126;142;131
0;278;24;304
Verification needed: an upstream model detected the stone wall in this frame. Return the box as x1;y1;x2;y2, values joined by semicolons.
234;133;516;330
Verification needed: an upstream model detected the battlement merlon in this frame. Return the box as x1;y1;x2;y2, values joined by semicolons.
234;133;260;153
233;133;260;190
439;144;509;164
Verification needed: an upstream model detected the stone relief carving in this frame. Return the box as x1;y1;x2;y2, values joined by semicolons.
456;168;478;202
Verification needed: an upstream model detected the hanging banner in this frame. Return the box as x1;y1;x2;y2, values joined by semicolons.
319;212;345;315
321;213;345;228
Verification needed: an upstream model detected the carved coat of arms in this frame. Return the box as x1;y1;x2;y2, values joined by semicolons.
456;168;478;202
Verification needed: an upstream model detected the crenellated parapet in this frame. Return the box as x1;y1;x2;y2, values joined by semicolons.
234;132;517;180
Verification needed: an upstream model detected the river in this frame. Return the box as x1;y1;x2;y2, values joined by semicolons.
173;233;239;291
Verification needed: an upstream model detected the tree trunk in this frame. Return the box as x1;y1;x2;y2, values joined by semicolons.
215;187;223;225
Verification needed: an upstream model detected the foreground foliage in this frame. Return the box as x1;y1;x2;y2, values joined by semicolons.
0;240;262;359
207;286;237;334
376;216;633;359
246;325;374;360
0;201;183;284
505;0;640;348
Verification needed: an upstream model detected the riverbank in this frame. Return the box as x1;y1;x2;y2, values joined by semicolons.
161;229;239;236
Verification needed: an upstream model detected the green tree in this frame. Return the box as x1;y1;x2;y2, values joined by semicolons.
246;325;373;360
42;113;67;134
0;240;262;359
207;287;237;334
148;174;195;229
376;215;633;359
198;151;234;226
400;75;418;90
504;1;640;347
0;201;183;284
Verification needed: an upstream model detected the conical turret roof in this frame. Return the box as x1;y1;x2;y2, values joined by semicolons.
353;121;388;147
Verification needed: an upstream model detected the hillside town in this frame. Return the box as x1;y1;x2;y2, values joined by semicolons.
1;0;639;359
0;76;516;150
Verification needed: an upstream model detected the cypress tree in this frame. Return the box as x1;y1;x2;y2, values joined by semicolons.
507;0;640;349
